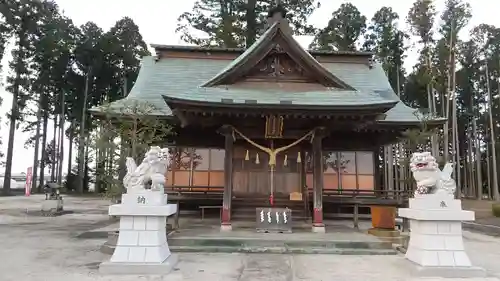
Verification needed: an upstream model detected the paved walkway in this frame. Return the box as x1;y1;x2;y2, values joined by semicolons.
1;195;500;281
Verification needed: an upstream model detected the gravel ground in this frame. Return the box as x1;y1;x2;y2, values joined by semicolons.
1;195;500;281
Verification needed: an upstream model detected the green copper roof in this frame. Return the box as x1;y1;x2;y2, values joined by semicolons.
91;55;432;123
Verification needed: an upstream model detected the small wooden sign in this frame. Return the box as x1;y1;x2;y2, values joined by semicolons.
289;192;302;201
256;207;292;233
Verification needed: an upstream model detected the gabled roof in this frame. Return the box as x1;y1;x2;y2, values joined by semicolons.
88;7;445;127
201;18;354;90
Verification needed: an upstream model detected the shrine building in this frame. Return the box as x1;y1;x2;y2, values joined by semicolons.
93;7;444;232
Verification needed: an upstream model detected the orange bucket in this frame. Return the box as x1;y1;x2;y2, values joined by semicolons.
370;206;396;229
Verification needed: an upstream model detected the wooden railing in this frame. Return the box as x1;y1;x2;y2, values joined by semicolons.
320;189;410;199
165;186;409;202
165;186;224;194
315;189;409;206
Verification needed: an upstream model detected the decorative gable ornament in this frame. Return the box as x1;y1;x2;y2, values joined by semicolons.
200;15;355;90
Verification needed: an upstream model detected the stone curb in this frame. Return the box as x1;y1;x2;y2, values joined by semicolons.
463;222;500;237
167;238;392;249
169;245;397;255
100;244;397;256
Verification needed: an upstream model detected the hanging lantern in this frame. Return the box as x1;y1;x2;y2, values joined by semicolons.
297;152;301;163
255;153;260;164
283;154;288;166
245;150;250;161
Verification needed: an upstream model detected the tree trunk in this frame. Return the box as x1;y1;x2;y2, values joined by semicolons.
2;34;25;195
77;68;91;194
443;26;455;163
486;63;499;200
426;54;438;158
452;97;461;196
67;121;74;177
106;131;115;193
472;118;482;199
486;143;492;200
245;0;257;46
399;143;406;192
57;92;65;185
84;136;90;192
387;145;394;191
2;85;19;195
383;146;388;190
39;109;49;192
31;103;42;192
51;116;57;182
449;35;461;198
466;124;474;198
96;126;105;193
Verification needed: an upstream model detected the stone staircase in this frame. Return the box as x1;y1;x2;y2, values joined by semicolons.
167;234;397;255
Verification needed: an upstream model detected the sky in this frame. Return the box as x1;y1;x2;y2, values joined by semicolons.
1;0;500;174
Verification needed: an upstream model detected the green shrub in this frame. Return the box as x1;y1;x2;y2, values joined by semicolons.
492;204;500;217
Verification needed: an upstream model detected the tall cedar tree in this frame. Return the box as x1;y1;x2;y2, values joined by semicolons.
28;2;78;189
470;24;500;200
0;19;9;166
434;0;472;192
72;22;104;193
93;17;150;193
405;0;436;109
1;0;42;194
177;0;319;48
309;3;367;51
363;6;408;94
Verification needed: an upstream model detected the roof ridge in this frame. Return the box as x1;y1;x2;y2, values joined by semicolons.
150;44;373;57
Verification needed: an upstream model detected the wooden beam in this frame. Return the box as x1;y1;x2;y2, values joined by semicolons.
312;128;326;231
220;125;234;230
172;109;190;128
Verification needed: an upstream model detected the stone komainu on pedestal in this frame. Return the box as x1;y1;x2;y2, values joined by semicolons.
99;146;179;275
398;152;485;278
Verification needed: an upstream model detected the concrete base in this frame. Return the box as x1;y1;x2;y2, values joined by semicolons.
104;191;178;266
410;264;487;278
99;254;179;275
312;226;326;233
399;196;476;268
368;228;402;244
220;224;232;232
367;228;400;238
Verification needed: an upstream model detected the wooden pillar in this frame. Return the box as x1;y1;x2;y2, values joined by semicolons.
300;148;309;220
220;126;234;231
373;147;382;191
312;128;325;232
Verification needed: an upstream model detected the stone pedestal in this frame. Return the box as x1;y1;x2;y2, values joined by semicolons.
312;225;326;233
41;198;64;216
99;190;178;275
398;195;486;277
41;199;63;211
